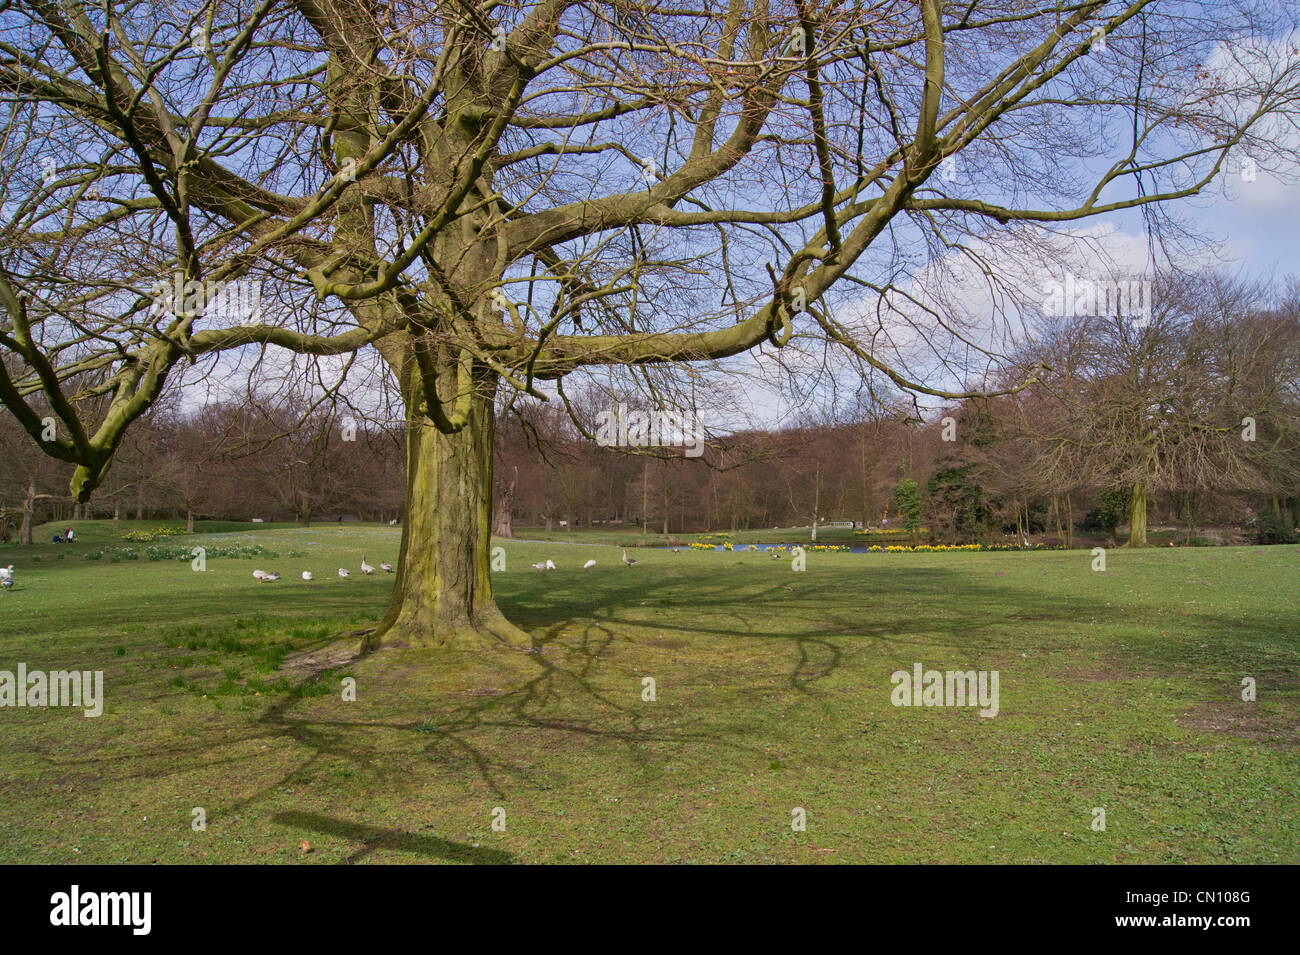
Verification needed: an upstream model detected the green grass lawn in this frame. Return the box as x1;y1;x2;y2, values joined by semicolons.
511;523;909;546
0;520;1296;863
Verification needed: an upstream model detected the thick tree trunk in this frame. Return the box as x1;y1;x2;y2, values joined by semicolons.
368;376;526;651
1127;480;1147;547
20;479;34;546
492;467;516;539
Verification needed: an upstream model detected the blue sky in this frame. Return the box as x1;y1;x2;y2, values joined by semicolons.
1199;167;1300;276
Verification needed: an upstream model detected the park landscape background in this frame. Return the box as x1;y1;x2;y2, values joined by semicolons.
4;271;1299;549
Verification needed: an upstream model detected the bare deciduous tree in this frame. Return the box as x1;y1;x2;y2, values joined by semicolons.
2;1;1298;647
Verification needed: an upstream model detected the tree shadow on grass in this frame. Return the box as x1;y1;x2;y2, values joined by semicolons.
251;625;781;803
271;810;514;864
246;564;1044;802
111;558;1293;828
45;551;1287;850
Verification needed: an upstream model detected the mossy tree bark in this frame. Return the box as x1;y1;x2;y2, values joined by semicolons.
367;363;527;651
1127;480;1148;547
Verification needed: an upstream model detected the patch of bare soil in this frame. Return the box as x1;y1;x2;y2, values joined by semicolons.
1177;700;1299;748
281;637;367;679
642;636;689;650
1056;664;1148;682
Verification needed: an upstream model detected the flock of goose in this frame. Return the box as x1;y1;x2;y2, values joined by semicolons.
0;559;402;590
257;547;646;579
0;547;652;593
254;555;392;583
531;549;639;573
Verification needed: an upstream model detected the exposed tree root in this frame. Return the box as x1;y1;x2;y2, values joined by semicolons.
363;603;532;653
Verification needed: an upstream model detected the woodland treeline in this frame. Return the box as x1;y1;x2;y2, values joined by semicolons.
3;274;1298;547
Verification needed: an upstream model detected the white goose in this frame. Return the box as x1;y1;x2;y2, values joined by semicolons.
360;556;375;575
252;569;268;581
301;571;313;581
338;568;350;578
530;560;548;573
263;571;281;582
380;561;393;573
545;559;556;571
583;559;597;570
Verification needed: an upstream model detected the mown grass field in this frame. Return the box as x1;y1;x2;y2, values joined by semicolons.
0;520;1296;863
510;523;909;546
